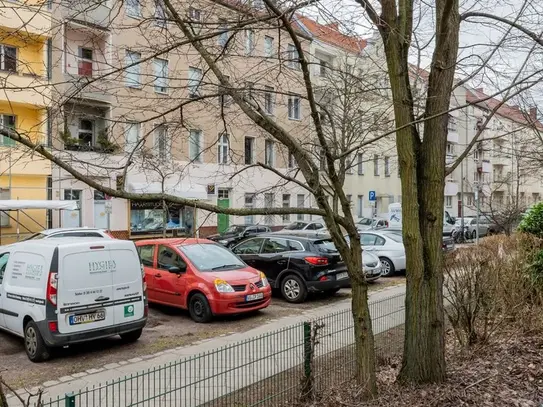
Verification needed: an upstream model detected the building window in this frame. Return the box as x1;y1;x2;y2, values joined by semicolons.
218;20;229;47
189;129;203;162
264;86;274;115
218;75;232;107
384;156;390;177
296;194;304;221
288;152;296;169
130;203;194;236
0;45;16;73
373;154;379;176
318;59;328;76
245;30;255;55
78;47;93;77
64;189;82;201
78;118;94;145
125;50;141;87
346;154;353;174
288;94;301;120
244;81;254;100
217;133;229;164
126;0;141;18
252;0;264;9
264;36;274;57
124;122;140;153
346;195;352;207
244;137;254;165
445;196;453;208
244;193;255;224
319;148;326;171
448;115;457;132
357;195;364;218
446;142;455;155
282;194;290;222
155;0;166;27
0;114;16;146
0;188;10;226
188;7;201;21
155;125;169;160
467;194;474;206
264;193;274;225
188;66;202;98
287;44;300;69
153;58;168;93
357;153;364;175
265;140;274;166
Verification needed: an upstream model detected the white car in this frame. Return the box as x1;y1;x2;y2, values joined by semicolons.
362;251;382;282
359;230;406;276
24;227;113;240
279;221;326;234
0;238;147;362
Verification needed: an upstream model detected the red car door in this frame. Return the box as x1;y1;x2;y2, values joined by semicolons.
154;245;186;306
137;244;159;302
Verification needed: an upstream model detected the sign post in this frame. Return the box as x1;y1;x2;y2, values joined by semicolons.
105;201;113;231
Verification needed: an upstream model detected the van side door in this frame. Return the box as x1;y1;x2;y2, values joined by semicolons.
0;251;10;329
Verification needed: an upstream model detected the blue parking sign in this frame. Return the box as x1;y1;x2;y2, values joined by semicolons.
369;191;376;201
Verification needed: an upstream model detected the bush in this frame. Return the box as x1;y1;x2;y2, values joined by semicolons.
518;202;543;238
444;234;543;347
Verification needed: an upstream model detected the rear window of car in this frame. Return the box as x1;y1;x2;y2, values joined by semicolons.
383;232;403;243
313;239;337;253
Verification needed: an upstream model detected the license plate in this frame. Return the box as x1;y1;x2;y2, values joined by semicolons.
336;272;348;280
246;293;264;302
69;311;106;326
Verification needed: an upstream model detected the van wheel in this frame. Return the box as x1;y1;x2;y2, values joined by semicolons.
189;293;213;323
24;321;50;363
281;274;307;303
120;329;143;343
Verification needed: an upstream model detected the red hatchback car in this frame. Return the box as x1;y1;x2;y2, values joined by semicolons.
135;238;272;322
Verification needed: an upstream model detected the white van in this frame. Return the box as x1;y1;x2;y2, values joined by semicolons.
0;238;147;362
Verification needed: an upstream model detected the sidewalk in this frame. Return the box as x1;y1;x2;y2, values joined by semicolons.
8;284;406;407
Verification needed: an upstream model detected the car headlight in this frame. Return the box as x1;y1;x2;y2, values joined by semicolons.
214;279;235;293
260;272;269;287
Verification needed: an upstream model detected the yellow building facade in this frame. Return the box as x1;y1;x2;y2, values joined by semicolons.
0;0;52;243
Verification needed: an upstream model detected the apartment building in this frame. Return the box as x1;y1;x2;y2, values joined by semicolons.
47;0;313;237
0;0;52;243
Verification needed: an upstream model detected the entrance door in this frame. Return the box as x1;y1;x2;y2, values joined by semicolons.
63;189;81;228
217;189;230;234
93;191;108;229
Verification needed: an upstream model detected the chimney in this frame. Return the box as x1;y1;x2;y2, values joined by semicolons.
326;22;339;31
529;106;538;120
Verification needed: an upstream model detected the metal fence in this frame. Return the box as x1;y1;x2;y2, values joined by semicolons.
40;293;406;407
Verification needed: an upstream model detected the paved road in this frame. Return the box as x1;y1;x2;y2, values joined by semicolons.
8;284;406;407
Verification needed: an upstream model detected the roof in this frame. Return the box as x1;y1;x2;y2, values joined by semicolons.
5;237;121;249
40;227;105;235
135;238;214;246
0;200;78;211
466;88;543;130
296;15;367;54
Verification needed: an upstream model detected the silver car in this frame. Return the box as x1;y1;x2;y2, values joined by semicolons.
362;250;382;282
359;231;406;276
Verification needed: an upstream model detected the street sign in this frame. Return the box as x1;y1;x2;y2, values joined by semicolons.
368;191;376;201
105;201;113;214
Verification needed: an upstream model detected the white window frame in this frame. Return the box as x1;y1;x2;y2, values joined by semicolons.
288;94;301;120
218;20;229;47
245;30;255;56
265;140;274;166
287;44;300;69
357;153;364;175
288;152;296;169
125;50;141;88
244;193;255;224
264;193;274;225
126;0;142;18
188;7;201;21
445;196;453;208
0;188;10;226
244;136;254;165
282;194;290;222
0;44;17;73
264;86;274;115
384;156;390;177
189;129;203;163
78;118;95;146
124;122;140;153
154;124;170;160
264;36;274;57
153;58;169;94
0;114;16;146
188;66;202;98
155;0;167;27
373;154;380;176
357;195;364;218
217;132;229;164
296;194;305;221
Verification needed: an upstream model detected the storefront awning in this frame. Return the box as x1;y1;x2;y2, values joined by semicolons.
127;182;208;200
0;200;78;210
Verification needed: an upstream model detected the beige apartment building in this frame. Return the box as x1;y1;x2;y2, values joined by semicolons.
48;0;316;238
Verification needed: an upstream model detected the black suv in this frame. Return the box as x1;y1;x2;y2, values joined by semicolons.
207;224;271;247
231;234;349;303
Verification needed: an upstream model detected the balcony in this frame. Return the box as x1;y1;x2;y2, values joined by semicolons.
444;180;459;196
61;0;111;27
0;72;50;107
477;159;491;173
0;1;52;38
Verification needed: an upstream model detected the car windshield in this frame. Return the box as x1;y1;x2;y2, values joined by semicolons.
357;218;372;226
284;222;307;230
313;239;337;253
382;232;403;243
224;225;245;234
24;233;47;241
179;244;245;271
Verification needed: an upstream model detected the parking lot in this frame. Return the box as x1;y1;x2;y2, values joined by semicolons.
0;278;404;389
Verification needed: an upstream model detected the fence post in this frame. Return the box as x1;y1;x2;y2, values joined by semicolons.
303;321;311;379
64;393;75;407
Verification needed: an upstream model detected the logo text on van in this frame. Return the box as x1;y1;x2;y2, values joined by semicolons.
89;260;117;274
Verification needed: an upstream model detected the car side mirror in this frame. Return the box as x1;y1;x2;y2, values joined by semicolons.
169;264;186;274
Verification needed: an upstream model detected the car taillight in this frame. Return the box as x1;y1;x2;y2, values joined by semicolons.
47;272;58;306
319;275;329;281
48;321;58;332
305;257;329;266
141;264;147;293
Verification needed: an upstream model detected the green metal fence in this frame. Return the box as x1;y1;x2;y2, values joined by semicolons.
40;292;405;407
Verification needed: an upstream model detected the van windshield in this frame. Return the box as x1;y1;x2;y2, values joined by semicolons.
179;244;245;271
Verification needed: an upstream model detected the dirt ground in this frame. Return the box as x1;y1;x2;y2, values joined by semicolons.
0;277;404;389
